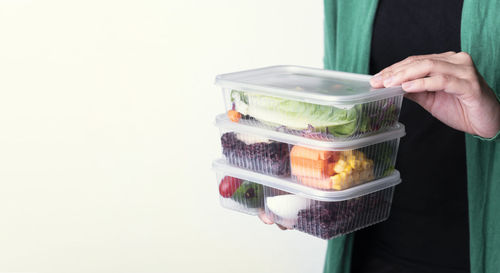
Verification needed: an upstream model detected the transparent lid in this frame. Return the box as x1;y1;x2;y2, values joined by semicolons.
215;114;405;151
212;159;401;202
215;65;404;106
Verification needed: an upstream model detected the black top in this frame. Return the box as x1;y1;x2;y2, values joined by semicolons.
351;1;470;273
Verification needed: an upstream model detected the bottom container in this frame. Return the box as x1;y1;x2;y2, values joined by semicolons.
213;159;401;240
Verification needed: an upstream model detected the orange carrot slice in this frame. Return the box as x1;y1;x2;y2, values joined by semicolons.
327;162;337;176
227;110;241;122
290;146;332;161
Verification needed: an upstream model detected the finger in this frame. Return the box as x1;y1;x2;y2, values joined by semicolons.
276;224;289;230
448;51;475;65
382;59;469;88
370;52;456;88
258;211;274;225
381;51;456;73
402;74;473;97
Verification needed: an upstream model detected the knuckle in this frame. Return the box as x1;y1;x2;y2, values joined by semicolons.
434;51;455;58
421;59;436;69
381;71;393;78
456;51;473;63
405;55;419;63
439;75;450;86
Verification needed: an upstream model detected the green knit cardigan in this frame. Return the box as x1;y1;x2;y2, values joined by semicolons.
323;1;500;273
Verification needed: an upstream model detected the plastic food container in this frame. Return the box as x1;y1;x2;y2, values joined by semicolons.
216;114;405;190
215;65;404;140
212;159;401;239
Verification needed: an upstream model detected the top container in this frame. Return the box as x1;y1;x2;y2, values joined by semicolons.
215;65;404;140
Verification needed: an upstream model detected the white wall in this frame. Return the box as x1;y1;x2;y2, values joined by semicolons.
0;1;326;272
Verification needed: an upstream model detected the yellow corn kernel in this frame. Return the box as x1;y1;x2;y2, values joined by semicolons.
340;172;354;186
343;165;353;175
334;160;346;173
332;184;342;190
331;174;342;188
342;150;353;156
346;154;355;161
339;172;347;181
362;159;374;170
348;158;355;168
349;159;363;169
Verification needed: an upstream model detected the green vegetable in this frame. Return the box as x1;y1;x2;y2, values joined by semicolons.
231;90;360;137
231;180;263;208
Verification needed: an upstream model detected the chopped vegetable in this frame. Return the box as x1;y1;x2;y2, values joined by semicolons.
230;90;401;138
290;145;334;161
231;181;263;208
290;145;375;190
290;146;338;179
231;90;359;136
219;176;242;197
266;194;309;220
227;110;242;122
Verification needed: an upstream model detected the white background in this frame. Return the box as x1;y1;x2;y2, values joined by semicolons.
0;1;326;272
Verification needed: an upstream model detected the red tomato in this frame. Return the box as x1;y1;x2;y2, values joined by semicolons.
219;176;242;197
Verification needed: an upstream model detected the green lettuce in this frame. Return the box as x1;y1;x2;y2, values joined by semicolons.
231;90;360;137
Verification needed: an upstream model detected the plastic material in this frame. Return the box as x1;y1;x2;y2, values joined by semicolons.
212;159;401;239
217;114;404;190
216;66;404;140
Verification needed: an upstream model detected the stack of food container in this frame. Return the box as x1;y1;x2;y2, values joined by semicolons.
212;65;405;239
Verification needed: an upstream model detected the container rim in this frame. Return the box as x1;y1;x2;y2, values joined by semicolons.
215;114;406;150
215;65;405;106
212;159;401;202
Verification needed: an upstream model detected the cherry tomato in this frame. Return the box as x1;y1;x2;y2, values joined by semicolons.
219;176;242;197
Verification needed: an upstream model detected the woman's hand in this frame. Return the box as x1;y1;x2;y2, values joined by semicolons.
258;210;289;230
370;51;500;138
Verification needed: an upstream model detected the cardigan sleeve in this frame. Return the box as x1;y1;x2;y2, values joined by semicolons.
473;130;500;142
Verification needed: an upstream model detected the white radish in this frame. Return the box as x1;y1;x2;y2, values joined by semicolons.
266;194;309;220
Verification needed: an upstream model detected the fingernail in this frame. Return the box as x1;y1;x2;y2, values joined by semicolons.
383;77;394;87
402;81;413;91
370;75;382;84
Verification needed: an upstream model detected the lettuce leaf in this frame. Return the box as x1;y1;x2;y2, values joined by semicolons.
231;90;360;136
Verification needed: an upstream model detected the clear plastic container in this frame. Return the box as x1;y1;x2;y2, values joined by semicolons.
212;159;401;239
216;114;405;190
215;65;404;140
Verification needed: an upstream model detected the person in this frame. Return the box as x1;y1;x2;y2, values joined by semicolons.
321;1;500;273
260;0;500;272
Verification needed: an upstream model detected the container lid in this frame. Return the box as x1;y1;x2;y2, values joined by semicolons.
215;65;404;107
212;159;401;202
215;114;405;151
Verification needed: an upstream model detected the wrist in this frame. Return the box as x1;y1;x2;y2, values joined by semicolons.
479;91;500;138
